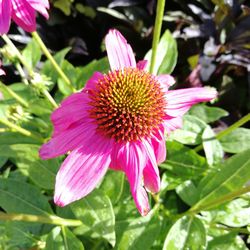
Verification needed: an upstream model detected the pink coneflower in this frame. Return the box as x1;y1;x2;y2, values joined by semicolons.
40;29;217;216
0;0;49;34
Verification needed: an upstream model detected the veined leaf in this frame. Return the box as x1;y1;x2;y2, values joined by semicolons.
163;216;206;250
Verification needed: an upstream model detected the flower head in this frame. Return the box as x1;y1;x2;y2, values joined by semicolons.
40;29;217;216
0;0;49;34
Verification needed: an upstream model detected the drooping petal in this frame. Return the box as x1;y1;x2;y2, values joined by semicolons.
164;116;183;134
105;29;136;71
12;0;36;32
165;87;217;117
116;142;150;216
142;139;161;193
54;135;112;207
39;119;96;159
137;60;148;71
156;74;175;92
26;0;49;19
150;125;166;164
0;0;12;35
50;92;91;137
84;71;103;91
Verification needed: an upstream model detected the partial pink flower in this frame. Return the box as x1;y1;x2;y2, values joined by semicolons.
40;29;217;216
0;0;49;34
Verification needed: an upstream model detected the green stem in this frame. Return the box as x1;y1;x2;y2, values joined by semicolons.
15;62;29;85
32;31;76;92
0;82;28;107
0;212;83;227
149;0;166;74
210;224;250;235
1;34;58;109
178;185;250;219
0;118;44;143
194;113;250;152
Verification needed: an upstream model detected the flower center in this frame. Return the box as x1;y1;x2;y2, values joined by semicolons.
88;68;166;142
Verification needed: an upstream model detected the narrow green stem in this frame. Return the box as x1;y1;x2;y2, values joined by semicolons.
0;212;83;227
15;62;29;85
194;113;250;152
0;82;28;107
178;185;250;219
1;34;58;109
0;118;44;143
149;0;166;74
210;224;250;235
32;31;76;92
2;34;33;76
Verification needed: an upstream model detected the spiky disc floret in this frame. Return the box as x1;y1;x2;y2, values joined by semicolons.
89;68;166;142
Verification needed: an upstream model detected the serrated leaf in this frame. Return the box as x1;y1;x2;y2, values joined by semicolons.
202;125;224;166
145;30;177;74
71;189;116;246
193;149;250;210
189;104;228;123
219;128;250;153
163;216;206;250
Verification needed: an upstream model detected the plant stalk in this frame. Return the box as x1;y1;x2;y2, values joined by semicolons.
194;113;250;152
149;0;166;74
0;212;83;227
32;31;75;92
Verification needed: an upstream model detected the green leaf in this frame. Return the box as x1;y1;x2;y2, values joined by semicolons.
169;115;207;145
207;232;248;250
22;38;42;68
189;104;228;123
75;57;110;89
54;0;72;15
202;125;224;166
117;209;161;250
145;30;177;74
193;149;250;210
71;189;116;247
100;170;125;204
163;216;206;250
0;179;53;215
219;128;250;153
46;226;85;250
160;141;207;179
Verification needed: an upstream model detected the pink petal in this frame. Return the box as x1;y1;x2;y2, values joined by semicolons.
54;135;112;207
12;0;36;32
137;60;148;71
0;61;5;75
26;0;49;19
105;29;136;71
150;125;166;164
164;116;183;134
84;71;103;91
165;87;217;117
0;0;11;35
116;142;150;216
156;74;176;92
142;139;161;193
39;119;96;159
50;92;91;137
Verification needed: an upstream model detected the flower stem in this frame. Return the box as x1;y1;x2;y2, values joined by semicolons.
0;212;83;227
177;185;250;219
0;118;44;143
149;0;166;74
0;82;28;107
1;34;58;109
32;31;76;92
194;113;250;152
